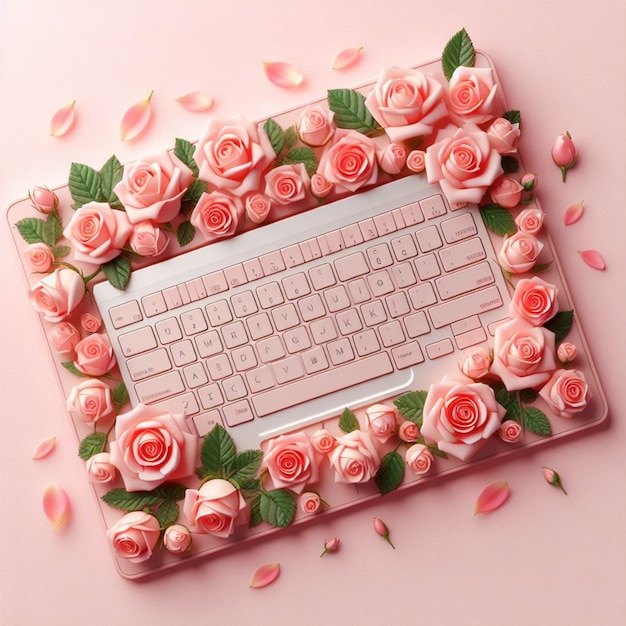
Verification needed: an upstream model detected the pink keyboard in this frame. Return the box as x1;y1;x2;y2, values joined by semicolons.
94;176;510;451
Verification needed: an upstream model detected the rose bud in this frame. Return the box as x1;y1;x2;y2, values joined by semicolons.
163;524;192;554
373;517;395;549
320;537;340;557
29;186;59;214
542;466;567;494
557;342;577;364
520;173;538;192
551;132;578;182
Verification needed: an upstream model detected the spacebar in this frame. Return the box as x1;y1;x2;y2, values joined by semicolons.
251;353;394;417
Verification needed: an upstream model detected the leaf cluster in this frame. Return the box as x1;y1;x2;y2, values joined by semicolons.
263;118;318;177
15;211;70;262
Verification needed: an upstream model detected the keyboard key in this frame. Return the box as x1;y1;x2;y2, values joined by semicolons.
194;330;223;358
408;283;437;310
243;258;264;281
256;282;284;309
353;329;381;356
223;400;254;427
118;326;157;357
414;254;441;280
404;311;430;338
206;300;233;326
198;383;224;409
416;225;443;252
367;270;394;297
154;392;200;416
400;202;424;225
327;338;355;365
128;348;172;381
391;234;418;261
366;243;393;269
301;346;329;374
170;339;197;367
317;230;345;255
224;264;248;288
110;300;143;329
282;272;311;300
391;341;425;369
231;290;259;317
340;223;364;248
231;345;258;371
336;309;363;335
206;353;233;379
435;262;495;300
324;285;351;312
334;251;369;281
358;218;378;241
155;317;183;344
439;237;486;272
135;371;185;404
373;211;397;235
271;303;300;331
222;375;248;401
180;308;208;336
419;194;447;219
361;300;387;327
309;263;336;290
257;335;286;363
281;244;305;268
259;250;286;275
283;327;312;353
385;292;410;318
142;292;167;318
310;317;338;344
429;286;503;329
455;326;488;349
378;320;406;348
221;320;248;349
441;212;477;243
273;355;305;384
192;410;224;437
246;365;275;393
348;278;371;304
247;312;274;340
183;362;208;388
426;338;455;359
202;270;228;295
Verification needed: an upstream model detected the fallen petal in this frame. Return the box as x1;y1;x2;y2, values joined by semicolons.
331;46;364;70
564;200;584;225
473;479;510;515
50;101;76;137
33;436;56;460
42;483;70;530
263;61;304;88
249;562;280;589
176;91;214;112
120;90;154;141
579;249;606;270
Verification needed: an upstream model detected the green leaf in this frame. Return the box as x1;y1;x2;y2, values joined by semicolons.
176;220;196;247
263;118;285;156
544;310;574;344
230;449;263;483
43;213;63;246
260;489;296;528
199;424;237;478
78;431;107;461
247;491;264;527
495;385;522;422
327;88;379;135
480;204;517;236
69;162;102;209
182;179;207;206
284;125;298;150
523;407;552;436
53;245;71;259
174;138;200;178
152;483;187;501
112;381;129;408
102;488;165;512
442;27;475;80
394;391;428;428
100;155;124;208
519;388;539;404
503;110;521;126
375;451;405;495
156;500;179;529
238;478;262;493
15;217;46;244
338;407;360;433
279;146;318;178
102;254;132;290
61;361;88;377
501;156;519;174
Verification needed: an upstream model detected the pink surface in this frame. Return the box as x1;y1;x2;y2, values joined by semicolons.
1;1;624;624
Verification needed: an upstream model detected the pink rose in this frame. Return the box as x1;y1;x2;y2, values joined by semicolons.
49;321;81;355
195;116;275;196
261;431;320;493
310;429;336;454
299;491;322;514
497;231;544;274
405;443;434;475
328;430;380;484
310;174;333;198
406;150;426;173
490;318;557;391
490;175;523;208
31;268;86;323
264;163;310;206
107;511;160;563
73;333;116;377
377;143;407;175
298;105;336;146
163;524;192;554
183;478;249;538
539;369;589;418
317;129;378;193
520;173;538;192
364;66;448;141
86;452;116;483
460;347;491;380
24;242;54;272
113;151;194;225
447;66;498;124
109;403;199;491
129;222;169;257
80;313;102;333
364;403;397;443
421;375;505;461
29;186;58;213
487;118;520;155
425;123;503;205
245;194;272;224
397;420;420;443
515;206;545;235
509;277;559;326
551;132;578;182
557;342;577;363
498;420;522;443
67;379;115;424
190;191;244;242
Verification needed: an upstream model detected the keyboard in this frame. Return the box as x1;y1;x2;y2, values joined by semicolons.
94;175;511;451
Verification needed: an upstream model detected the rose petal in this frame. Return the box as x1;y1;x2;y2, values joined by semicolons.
120;90;154;141
579;249;606;270
176;91;214;112
262;61;304;88
32;436;56;460
564;200;584;225
473;479;510;515
50;101;76;137
42;483;71;530
331;46;364;70
249;562;280;589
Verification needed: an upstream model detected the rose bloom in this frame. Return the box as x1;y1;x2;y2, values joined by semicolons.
515;206;545;235
490;175;523;208
460;347;491;380
109;403;199;491
420;375;505;461
364;403;397;443
113;151;194;225
194;116;275;196
73;333;116;377
66;378;115;424
245;194;272;224
49;321;81;355
163;524;192;554
261;431;320;493
107;511;160;564
490;318;557;391
310;428;336;454
425;123;503;205
447;66;498;124
264;163;310;206
377;143;407;175
299;491;322;515
509;277;559;326
487;118;520;155
317;129;379;194
310;173;333;198
405;443;434;475
498;231;544;274
183;478;250;538
557;342;577;364
63;201;133;265
29;186;58;213
24;242;54;272
86;452;116;483
81;312;102;333
298;105;336;146
539;369;589;418
129;221;169;257
397;420;420;443
190;191;244;242
498;420;522;443
328;429;381;484
31;268;86;323
364;66;448;141
406;150;426;173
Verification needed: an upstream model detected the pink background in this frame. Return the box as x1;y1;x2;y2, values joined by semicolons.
1;1;625;624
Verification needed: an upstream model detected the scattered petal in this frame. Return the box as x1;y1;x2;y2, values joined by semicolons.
263;61;304;88
373;517;395;548
176;91;214;112
564;200;584;225
578;249;606;270
473;479;510;515
320;537;340;557
249;562;280;589
120;90;154;141
542;466;568;494
42;483;71;530
32;436;56;460
50;101;76;137
331;46;364;70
